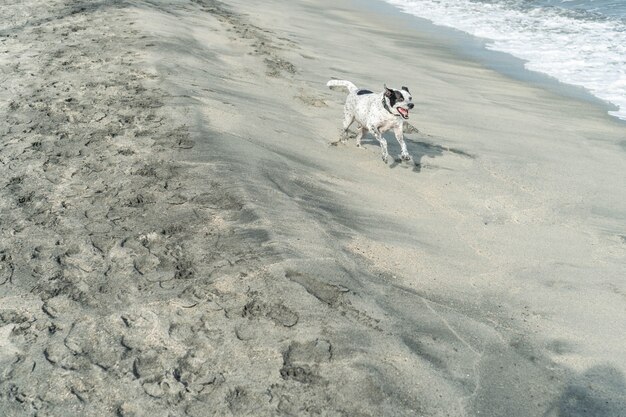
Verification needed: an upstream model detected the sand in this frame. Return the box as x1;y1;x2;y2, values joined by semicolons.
1;0;625;416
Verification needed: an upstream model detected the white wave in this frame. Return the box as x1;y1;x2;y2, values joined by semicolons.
385;0;626;120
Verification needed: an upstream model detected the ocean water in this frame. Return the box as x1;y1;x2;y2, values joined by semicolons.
383;0;626;120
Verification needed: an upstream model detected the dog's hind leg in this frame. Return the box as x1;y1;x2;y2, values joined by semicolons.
355;126;366;148
341;111;354;143
369;126;389;163
394;126;411;161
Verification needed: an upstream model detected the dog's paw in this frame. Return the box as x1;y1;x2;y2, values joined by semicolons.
400;153;411;161
381;155;389;163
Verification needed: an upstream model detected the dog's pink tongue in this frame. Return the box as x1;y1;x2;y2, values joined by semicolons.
398;108;408;117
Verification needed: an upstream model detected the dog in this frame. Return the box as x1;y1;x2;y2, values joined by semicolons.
327;79;414;163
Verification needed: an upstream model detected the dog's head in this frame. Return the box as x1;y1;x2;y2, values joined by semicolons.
384;85;414;119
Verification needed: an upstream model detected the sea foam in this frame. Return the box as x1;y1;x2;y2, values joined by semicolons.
385;0;626;120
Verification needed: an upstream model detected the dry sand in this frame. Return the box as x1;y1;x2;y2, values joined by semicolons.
1;0;625;416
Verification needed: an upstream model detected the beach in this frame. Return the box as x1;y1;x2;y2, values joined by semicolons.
1;0;625;415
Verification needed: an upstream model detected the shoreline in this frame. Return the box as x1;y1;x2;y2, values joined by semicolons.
1;0;625;415
367;0;626;124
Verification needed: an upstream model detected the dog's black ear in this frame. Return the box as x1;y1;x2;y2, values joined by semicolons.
384;84;393;97
402;86;410;93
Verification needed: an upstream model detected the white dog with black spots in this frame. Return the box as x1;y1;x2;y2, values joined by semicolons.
327;79;414;163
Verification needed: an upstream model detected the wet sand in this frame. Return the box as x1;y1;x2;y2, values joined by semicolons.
1;0;625;416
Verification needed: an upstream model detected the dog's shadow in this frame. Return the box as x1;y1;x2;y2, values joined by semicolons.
350;123;474;172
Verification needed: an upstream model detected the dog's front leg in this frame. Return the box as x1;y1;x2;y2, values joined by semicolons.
394;126;411;161
369;125;389;163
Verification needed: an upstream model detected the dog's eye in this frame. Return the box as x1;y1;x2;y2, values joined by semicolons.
395;92;404;101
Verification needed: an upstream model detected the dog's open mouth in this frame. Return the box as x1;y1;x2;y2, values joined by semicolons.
397;107;409;119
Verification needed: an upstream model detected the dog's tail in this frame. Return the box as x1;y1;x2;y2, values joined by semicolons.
327;79;358;94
